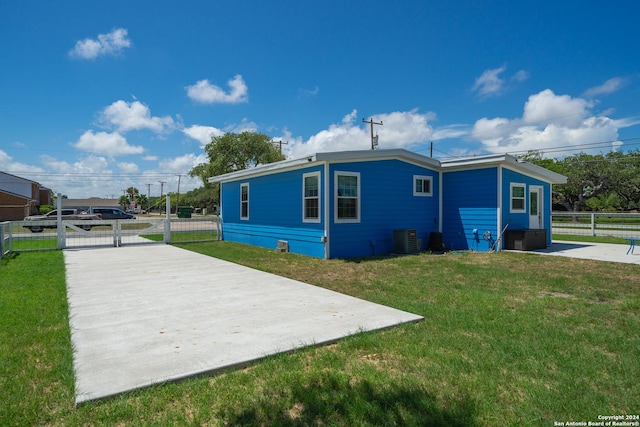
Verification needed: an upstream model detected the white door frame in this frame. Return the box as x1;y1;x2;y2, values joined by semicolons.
529;185;543;229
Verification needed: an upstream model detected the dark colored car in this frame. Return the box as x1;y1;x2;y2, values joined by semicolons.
90;208;136;220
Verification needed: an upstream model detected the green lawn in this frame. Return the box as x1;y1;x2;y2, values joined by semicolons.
1;244;638;426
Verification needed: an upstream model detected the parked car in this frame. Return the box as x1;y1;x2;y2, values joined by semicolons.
23;209;102;232
90;208;136;220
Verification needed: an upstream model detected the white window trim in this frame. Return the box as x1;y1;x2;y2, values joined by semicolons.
240;182;249;220
302;171;321;223
334;171;361;223
413;175;433;197
510;182;526;213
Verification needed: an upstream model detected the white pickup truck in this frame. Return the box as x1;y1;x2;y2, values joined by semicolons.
23;209;102;232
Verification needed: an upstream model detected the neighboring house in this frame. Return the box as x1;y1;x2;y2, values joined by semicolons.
0;171;52;221
208;149;567;259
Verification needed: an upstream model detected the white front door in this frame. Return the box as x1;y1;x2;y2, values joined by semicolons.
529;186;543;229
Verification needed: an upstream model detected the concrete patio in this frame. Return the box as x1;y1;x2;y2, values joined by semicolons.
64;244;423;404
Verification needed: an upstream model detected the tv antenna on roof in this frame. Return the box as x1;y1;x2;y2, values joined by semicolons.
362;117;383;150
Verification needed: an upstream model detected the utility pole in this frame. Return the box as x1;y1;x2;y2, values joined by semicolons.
362;118;383;150
175;174;182;214
158;181;166;214
145;183;152;214
430;141;433;157
277;140;288;154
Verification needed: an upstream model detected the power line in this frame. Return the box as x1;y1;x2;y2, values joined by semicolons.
425;136;640;160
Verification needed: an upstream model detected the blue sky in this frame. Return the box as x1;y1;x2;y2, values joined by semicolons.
1;0;639;198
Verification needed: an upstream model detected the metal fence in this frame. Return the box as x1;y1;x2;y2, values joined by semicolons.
552;212;640;238
0;215;221;259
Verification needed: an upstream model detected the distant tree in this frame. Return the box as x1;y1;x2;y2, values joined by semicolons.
118;195;129;209
189;131;285;186
555;153;610;212
179;187;219;213
137;194;148;211
520;150;640;213
603;150;640;211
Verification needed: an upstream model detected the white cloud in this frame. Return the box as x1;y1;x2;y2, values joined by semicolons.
159;153;205;173
512;70;530;82
142;155;159;161
186;75;248;104
373;110;435;148
225;118;258;134
183;125;224;147
472;66;506;98
472;66;529;99
0;149;46;175
583;77;627;98
99;100;176;133
69;28;132;60
117;162;139;174
522;89;592;128
156;153;207;192
74;130;144;156
287;109;435;158
39;154;116;198
300;86;319;96
471;89;625;156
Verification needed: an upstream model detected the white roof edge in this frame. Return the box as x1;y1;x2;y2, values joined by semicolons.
441;153;567;184
509;160;567;184
207;156;316;183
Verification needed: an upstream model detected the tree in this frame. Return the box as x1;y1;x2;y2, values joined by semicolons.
179;187;219;212
190;131;285;186
520;150;640;213
603;150;640;211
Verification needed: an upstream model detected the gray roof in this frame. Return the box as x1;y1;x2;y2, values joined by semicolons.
208;149;567;185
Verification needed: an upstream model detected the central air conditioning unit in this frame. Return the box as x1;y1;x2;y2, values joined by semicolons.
393;229;419;254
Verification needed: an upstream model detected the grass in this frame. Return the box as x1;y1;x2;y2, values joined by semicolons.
552;234;631;244
1;244;639;426
0;252;75;425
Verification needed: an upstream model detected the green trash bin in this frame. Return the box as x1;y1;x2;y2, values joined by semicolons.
177;206;193;218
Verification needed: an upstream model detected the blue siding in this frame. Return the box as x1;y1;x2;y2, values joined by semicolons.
328;160;440;258
217;154;558;258
501;167;553;245
220;165;326;258
442;168;498;251
223;223;325;258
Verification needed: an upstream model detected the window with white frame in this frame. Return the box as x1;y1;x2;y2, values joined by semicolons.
413;175;433;197
303;172;320;222
510;183;526;212
240;183;249;219
335;171;360;222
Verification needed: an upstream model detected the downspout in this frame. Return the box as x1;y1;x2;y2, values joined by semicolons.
218;184;223;241
323;161;330;259
438;169;443;233
496;165;503;252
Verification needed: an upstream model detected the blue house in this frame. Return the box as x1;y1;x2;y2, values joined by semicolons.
208;149;566;259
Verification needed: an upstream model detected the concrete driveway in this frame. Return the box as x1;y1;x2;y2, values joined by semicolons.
64;244;423;404
520;240;640;265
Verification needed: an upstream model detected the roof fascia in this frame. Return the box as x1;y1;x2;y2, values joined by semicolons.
0;170;39;185
442;153;567;184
